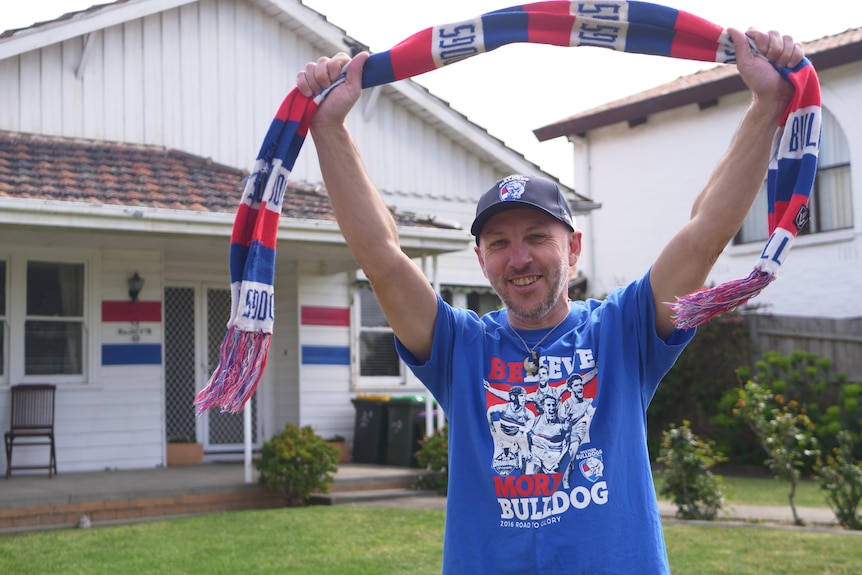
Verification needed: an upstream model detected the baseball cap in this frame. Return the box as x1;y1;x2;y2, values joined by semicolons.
471;175;574;244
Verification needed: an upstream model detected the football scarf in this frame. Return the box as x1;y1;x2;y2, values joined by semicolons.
195;1;821;414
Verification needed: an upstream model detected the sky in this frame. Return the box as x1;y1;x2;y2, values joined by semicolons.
5;0;862;185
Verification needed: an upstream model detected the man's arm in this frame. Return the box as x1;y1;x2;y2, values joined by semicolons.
650;28;804;339
297;52;438;363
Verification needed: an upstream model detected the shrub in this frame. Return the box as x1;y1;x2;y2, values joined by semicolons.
657;420;726;520
733;380;820;525
255;423;339;507
738;350;859;461
414;425;448;494
817;430;862;530
649;310;750;460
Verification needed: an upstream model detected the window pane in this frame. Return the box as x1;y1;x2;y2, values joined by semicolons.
359;285;389;327
736;183;769;244
815;165;853;232
0;260;6;315
27;262;84;316
359;331;400;376
25;320;83;375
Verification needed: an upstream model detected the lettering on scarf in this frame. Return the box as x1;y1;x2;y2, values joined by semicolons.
436;23;478;66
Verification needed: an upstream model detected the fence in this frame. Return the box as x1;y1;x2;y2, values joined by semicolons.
746;314;862;382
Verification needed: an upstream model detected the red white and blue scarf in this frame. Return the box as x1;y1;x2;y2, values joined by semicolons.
195;1;821;414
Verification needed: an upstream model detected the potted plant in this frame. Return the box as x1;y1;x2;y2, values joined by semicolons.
326;435;350;464
166;433;204;466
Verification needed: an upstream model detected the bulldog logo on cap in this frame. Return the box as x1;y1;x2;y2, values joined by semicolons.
498;175;529;201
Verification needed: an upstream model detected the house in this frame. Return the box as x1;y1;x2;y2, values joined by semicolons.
535;28;862;380
535;28;862;320
0;0;596;474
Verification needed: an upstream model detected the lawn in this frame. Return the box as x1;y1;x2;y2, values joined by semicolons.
1;504;859;575
657;473;826;508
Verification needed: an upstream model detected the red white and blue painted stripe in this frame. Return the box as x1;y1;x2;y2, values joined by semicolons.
101;301;162;366
196;1;821;413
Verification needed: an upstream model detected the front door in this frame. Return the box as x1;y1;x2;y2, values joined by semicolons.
164;285;259;457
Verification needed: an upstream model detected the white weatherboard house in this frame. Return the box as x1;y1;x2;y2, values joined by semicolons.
0;0;597;474
536;28;862;321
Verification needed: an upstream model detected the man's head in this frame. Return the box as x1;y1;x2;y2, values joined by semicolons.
471;175;574;244
509;386;527;407
537;365;549;385
472;175;581;326
566;373;585;398
541;395;559;416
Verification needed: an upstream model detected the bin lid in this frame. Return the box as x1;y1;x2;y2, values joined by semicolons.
354;394;392;402
389;395;426;403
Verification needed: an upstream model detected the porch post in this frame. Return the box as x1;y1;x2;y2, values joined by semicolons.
243;401;253;483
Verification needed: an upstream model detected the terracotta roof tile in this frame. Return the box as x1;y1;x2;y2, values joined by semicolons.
0;131;457;229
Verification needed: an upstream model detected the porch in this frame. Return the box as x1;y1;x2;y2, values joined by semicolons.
0;462;430;533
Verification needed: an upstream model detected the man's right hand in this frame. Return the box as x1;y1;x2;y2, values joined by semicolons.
296;51;370;130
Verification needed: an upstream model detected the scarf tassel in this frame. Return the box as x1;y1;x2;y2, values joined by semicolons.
668;269;776;330
194;325;271;415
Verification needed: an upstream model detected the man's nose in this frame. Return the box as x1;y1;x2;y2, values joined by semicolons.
508;240;533;267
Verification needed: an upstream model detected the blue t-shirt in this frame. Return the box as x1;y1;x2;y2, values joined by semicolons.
396;272;694;574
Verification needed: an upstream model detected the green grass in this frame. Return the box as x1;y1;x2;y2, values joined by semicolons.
654;473;827;508
0;506;859;575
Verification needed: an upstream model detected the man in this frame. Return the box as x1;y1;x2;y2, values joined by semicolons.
298;27;802;575
486;385;535;476
558;369;598;488
526;394;569;475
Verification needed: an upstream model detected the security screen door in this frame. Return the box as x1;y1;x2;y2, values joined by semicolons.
164;285;259;455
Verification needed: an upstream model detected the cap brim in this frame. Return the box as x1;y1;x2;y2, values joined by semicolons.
471;201;574;240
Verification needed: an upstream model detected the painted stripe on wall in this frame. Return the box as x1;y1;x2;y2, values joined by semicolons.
102;301;162;322
102;343;162;365
302;345;350;365
301;306;350;327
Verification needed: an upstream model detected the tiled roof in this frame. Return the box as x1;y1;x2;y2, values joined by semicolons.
0;131;454;228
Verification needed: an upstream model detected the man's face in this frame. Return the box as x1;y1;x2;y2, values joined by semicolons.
475;208;581;326
538;366;549;385
542;396;557;416
512;390;526;408
569;382;584;400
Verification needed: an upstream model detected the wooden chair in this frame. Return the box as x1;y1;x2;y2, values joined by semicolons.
4;384;57;479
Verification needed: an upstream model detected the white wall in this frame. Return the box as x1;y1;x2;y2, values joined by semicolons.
575;64;862;318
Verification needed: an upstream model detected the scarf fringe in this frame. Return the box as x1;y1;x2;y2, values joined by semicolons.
668;269;776;330
194;325;271;415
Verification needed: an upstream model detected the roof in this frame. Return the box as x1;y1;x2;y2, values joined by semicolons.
0;0;582;192
536;27;862;140
0;130;456;229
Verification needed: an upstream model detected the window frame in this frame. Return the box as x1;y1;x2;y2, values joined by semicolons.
0;258;7;385
6;251;98;386
350;280;410;390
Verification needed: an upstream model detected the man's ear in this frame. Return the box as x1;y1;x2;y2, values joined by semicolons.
568;230;583;266
474;245;489;279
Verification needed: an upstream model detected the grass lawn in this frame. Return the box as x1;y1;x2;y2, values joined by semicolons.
655;473;826;508
1;504;859;575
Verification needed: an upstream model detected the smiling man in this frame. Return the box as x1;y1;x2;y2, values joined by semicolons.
297;24;804;575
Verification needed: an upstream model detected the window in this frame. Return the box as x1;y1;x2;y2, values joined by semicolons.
0;260;5;377
357;283;401;378
736;107;852;244
355;283;501;386
25;261;85;375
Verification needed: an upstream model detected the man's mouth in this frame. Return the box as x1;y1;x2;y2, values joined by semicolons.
512;275;539;287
